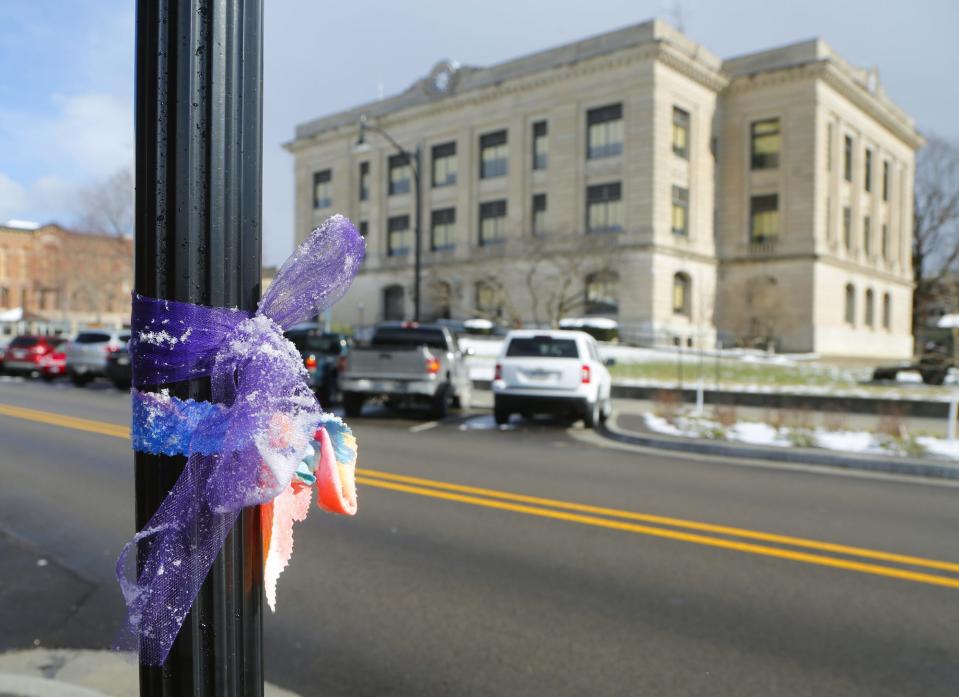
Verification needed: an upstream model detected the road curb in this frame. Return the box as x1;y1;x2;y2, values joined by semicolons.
598;422;959;481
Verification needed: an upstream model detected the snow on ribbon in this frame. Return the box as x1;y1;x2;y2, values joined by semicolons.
117;215;364;665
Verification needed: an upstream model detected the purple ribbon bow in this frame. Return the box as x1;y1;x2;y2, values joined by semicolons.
117;215;364;665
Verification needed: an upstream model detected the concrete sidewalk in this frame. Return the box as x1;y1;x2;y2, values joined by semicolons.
0;648;301;697
603;399;959;480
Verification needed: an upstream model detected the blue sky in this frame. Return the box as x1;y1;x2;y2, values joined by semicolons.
0;0;956;265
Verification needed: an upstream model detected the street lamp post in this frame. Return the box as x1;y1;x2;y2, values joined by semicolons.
355;116;423;322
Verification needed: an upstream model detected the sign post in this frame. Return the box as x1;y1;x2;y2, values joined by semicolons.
133;1;264;694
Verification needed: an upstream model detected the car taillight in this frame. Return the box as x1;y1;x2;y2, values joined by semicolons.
304;354;318;370
425;356;441;374
580;364;591;384
494;363;502;381
105;345;120;353
31;345;45;354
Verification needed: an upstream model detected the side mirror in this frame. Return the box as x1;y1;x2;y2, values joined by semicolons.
604;357;616;367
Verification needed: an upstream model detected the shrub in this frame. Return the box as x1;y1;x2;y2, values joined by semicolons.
653;389;682;424
713;404;738;429
787;429;817;448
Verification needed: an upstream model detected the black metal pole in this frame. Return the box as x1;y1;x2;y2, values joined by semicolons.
412;146;422;322
134;1;263;695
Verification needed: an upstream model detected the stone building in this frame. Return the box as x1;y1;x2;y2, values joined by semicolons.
0;220;133;336
285;19;922;358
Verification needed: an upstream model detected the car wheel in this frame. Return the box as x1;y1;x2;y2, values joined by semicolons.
342;391;365;417
70;372;90;387
494;408;511;426
599;398;612;424
430;384;453;420
582;400;600;429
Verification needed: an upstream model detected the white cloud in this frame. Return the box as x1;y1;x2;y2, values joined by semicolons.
0;172;27;220
42;92;134;177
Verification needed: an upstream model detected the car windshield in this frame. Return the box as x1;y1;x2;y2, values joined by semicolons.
9;336;39;348
506;336;579;358
74;332;111;344
370;329;447;349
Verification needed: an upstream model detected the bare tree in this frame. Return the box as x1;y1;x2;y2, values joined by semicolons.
76;168;134;237
518;232;621;327
913;136;959;337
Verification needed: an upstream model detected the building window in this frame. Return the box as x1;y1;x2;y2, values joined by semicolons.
532;121;548;170
750;118;780;170
865;289;875;328
387;214;410;256
478;200;507;245
479;130;508;179
586;103;623;159
883;292;891;330
430;207;456;251
672;107;690;159
842;206;852;250
0;286;7;307
863;216;872;256
882;161;890;202
673;273;691;316
532;193;547;236
845;283;856;325
313;169;332;209
585;270;619;315
358;162;369;201
749;194;779;243
864;148;873;192
843;135;853;182
359;221;368;238
671;186;689;236
383;284;404;321
388;154;411;195
432;142;457;187
826;196;832;240
475;280;503;318
881;223;888;260
827;122;833;171
586;182;622;233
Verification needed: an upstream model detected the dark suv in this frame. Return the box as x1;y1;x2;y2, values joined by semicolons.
283;327;351;407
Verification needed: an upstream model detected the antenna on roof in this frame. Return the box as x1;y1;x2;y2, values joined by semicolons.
665;0;685;32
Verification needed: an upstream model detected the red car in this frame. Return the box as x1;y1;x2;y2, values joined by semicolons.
40;339;69;381
3;335;58;377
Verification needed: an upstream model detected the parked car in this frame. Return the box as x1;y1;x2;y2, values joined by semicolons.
63;329;131;386
492;330;613;428
39;338;69;381
105;340;132;389
338;322;472;419
3;335;59;377
283;326;350;406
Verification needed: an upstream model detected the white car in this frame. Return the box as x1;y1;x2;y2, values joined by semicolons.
492;330;613;428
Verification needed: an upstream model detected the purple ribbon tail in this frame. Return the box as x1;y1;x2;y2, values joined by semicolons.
116;454;237;665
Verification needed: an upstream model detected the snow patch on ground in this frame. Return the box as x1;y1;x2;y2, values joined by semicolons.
642;411;959;461
458;415;517;431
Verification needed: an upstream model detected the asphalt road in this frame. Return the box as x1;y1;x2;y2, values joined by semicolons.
0;376;957;696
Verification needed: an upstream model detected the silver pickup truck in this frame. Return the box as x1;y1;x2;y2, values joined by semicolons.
338;323;472;419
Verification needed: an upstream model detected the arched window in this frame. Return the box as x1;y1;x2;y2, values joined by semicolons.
475;279;503;319
672;273;691;317
428;280;452;320
882;292;891;330
864;289;875;328
844;283;856;325
382;284;405;321
585;270;619;315
0;287;8;307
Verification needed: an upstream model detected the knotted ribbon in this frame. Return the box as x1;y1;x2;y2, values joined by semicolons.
117;214;364;665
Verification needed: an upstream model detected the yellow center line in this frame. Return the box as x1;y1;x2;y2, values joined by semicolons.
1;402;956;589
356;476;959;590
0;403;130;440
356;467;959;575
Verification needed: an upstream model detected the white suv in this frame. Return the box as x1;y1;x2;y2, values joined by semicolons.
492;330;612;428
